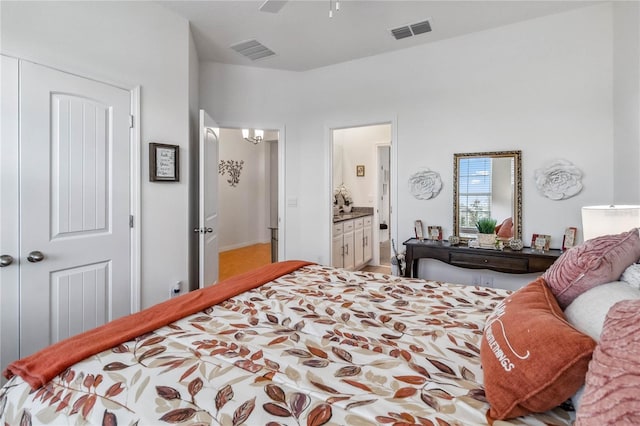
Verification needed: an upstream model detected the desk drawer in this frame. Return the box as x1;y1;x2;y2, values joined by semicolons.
450;252;528;273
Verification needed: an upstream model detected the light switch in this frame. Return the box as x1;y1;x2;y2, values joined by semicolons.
287;197;298;207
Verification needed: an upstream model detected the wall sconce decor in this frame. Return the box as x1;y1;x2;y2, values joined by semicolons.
219;159;245;187
534;159;583;200
149;143;179;182
408;169;442;200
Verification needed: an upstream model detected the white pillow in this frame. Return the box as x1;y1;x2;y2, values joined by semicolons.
621;263;640;289
564;281;640;341
564;281;640;411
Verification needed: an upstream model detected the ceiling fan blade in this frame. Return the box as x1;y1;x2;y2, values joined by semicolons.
259;0;289;13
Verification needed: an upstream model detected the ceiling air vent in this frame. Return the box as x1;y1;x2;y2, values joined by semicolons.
390;19;432;40
230;39;276;61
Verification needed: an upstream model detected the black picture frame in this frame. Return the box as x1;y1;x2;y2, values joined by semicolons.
150;143;179;182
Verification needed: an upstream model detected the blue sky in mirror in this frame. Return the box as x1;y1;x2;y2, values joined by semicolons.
459;158;492;228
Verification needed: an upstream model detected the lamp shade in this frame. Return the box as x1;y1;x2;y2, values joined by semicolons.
581;205;640;241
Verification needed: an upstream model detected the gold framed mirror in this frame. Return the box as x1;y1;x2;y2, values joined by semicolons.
453;150;522;242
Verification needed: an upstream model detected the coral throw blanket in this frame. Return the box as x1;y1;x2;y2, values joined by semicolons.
4;260;313;390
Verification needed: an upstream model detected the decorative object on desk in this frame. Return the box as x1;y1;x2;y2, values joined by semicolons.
448;235;460;246
149;143;179;182
356;165;365;177
218;159;244;187
509;238;524;251
408;169;442;200
476;217;498;248
428;225;443;241
532;233;551;251
414;220;424;240
562;227;578;251
582;205;640;241
534;159;583;200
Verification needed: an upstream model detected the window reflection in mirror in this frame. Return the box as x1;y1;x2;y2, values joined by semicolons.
453;151;521;241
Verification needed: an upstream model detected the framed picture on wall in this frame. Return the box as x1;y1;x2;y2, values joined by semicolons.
356;165;365;177
150;143;179;182
414;220;424;240
562;227;577;251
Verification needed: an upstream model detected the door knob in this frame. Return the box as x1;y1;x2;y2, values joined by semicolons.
27;251;45;263
0;255;13;267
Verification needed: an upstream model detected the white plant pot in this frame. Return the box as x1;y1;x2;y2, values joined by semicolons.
477;233;496;248
343;205;352;213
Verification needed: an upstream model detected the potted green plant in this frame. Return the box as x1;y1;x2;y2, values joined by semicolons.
476;217;497;248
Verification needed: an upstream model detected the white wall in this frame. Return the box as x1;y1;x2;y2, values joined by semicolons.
218;128;270;251
613;1;640;203
1;1;192;307
333;125;391;208
201;4;635;286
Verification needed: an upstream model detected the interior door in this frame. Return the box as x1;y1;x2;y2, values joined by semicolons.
198;109;219;288
19;61;132;357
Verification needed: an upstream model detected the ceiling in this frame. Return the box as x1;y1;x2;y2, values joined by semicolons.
159;0;599;72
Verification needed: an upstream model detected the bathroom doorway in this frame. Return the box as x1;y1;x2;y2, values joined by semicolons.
331;123;393;271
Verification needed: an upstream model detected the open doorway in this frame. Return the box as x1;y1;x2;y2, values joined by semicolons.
217;128;279;280
331;123;392;274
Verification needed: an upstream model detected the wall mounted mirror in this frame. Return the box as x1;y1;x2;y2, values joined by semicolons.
453;150;522;242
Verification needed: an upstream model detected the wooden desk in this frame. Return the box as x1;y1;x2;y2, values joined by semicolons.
403;238;562;278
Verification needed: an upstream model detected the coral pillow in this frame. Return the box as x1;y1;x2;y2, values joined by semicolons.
575;300;640;425
481;277;596;420
496;217;514;239
542;228;640;308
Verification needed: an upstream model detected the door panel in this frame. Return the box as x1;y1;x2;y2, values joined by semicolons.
52;94;110;237
19;61;131;358
199;110;219;288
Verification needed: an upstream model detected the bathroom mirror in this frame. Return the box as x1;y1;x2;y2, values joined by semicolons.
453;150;522;241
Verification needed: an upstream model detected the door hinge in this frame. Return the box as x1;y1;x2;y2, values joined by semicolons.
129;115;134;129
129;215;134;228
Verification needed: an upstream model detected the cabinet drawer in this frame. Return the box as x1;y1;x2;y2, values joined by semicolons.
450;252;528;273
354;218;364;229
364;216;372;226
333;222;343;234
343;220;355;233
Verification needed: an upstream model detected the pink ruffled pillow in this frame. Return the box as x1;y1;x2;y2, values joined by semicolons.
575;299;640;425
542;229;640;308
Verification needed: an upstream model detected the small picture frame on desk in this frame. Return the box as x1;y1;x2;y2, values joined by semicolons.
531;233;551;251
562;227;577;251
414;220;424;240
150;143;179;182
428;226;443;241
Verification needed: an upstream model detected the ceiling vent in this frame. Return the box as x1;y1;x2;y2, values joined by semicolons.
230;39;276;61
391;20;432;40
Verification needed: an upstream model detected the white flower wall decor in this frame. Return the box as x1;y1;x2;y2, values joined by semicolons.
534;159;583;200
408;169;443;200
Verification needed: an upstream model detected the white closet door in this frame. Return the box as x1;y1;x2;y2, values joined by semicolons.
19;61;132;357
0;55;20;378
198;110;219;288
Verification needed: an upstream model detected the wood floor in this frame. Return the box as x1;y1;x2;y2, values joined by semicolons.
219;243;272;281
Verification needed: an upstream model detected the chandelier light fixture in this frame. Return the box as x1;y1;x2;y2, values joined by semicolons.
329;0;340;18
242;128;264;144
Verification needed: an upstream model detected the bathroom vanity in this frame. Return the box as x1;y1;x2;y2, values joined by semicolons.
332;211;373;270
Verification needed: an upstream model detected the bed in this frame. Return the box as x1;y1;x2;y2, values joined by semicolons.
1;260;585;426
